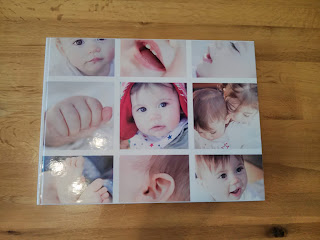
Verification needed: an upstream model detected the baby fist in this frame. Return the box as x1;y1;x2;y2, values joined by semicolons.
45;96;112;147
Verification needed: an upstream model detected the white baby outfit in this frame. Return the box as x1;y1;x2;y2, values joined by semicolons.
129;118;188;149
194;121;261;149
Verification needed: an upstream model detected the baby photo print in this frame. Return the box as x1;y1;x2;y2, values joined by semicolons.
121;39;186;77
192;40;256;78
40;155;113;205
44;81;114;151
193;83;262;150
120;82;188;150
49;38;115;77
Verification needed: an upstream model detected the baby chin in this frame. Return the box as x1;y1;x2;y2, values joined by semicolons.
83;62;109;75
148;125;171;138
196;62;212;77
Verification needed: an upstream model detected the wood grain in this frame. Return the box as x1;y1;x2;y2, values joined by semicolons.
0;0;319;239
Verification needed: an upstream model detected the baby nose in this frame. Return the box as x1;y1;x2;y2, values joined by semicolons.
230;174;240;185
149;111;161;121
88;43;101;54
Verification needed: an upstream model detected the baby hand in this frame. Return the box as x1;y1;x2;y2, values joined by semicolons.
45;96;112;147
225;114;232;125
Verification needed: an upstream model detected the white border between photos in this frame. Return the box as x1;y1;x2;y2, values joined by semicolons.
186;40;193;78
112;80;121;203
43;149;115;157
37;37;51;205
48;76;117;82
192;149;262;155
38;38;264;205
193;78;257;83
118;77;189;83
119;149;190;156
115;39;120;77
187;81;194;149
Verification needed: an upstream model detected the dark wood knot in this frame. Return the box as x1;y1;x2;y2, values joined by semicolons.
7;230;21;235
270;226;288;238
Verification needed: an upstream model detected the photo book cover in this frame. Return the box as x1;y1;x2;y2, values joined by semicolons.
37;38;264;205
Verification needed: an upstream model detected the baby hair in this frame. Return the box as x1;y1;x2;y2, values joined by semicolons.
148;155;190;201
196;155;244;180
223;83;258;113
130;83;175;96
193;88;227;131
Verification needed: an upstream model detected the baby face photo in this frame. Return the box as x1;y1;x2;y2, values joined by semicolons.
44;82;114;150
120;82;188;149
193;83;261;149
49;38;115;76
41;155;113;205
119;155;190;203
193;155;264;202
120;39;186;77
192;40;256;78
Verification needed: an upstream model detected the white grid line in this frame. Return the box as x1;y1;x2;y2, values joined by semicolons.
112;79;121;203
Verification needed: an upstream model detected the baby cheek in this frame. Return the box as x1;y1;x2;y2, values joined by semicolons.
218;127;226;137
66;51;84;67
203;132;211;140
210;181;226;199
133;114;145;128
168;109;180;129
103;47;115;62
166;48;177;68
238;115;247;124
242;171;248;188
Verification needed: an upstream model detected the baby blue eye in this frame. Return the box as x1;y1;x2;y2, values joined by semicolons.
236;166;244;173
159;102;167;108
137;107;147;113
73;39;84;45
219;173;227;179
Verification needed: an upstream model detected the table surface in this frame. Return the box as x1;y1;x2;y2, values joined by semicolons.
0;0;319;239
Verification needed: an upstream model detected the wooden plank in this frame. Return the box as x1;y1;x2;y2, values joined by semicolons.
0;0;319;239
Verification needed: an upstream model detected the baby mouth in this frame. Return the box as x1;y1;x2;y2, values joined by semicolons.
88;57;104;64
135;41;166;71
150;125;166;131
230;188;241;197
202;52;212;63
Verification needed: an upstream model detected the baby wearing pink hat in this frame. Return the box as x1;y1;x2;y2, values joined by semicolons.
120;83;188;149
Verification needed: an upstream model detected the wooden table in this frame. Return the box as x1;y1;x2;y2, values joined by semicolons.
0;1;319;239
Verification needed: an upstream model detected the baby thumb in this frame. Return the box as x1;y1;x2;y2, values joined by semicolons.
102;107;112;123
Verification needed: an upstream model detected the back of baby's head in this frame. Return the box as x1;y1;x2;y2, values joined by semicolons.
196;155;244;179
193;88;227;130
148;155;190;201
224;83;258;112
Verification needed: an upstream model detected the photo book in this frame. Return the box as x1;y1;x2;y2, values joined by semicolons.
37;38;264;205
